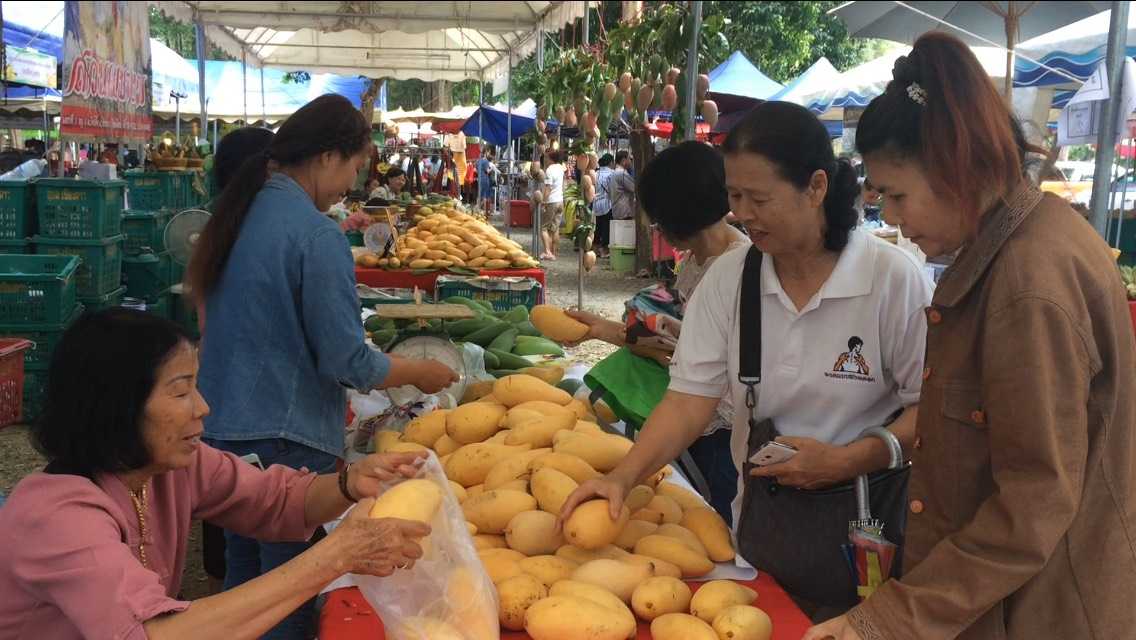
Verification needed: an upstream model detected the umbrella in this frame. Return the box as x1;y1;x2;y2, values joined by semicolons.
831;1;1108;96
1016;7;1136;89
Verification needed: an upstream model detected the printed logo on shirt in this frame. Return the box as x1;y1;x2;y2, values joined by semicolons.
825;336;876;383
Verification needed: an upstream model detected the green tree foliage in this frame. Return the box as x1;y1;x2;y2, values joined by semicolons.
704;1;885;83
148;7;233;61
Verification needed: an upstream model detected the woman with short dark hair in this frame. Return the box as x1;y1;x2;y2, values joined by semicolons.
562;102;933;618
0;309;432;640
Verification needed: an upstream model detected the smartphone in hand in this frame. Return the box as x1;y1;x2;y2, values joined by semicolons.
748;441;798;467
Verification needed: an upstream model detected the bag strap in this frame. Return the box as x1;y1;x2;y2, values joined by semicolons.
738;246;763;414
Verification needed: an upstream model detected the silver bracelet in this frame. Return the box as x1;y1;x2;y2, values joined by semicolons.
858;426;904;469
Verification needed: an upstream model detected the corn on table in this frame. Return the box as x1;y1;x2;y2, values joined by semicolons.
318;574;813;639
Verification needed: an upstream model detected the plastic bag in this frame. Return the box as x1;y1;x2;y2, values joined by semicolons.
350;391;446;454
355;453;500;640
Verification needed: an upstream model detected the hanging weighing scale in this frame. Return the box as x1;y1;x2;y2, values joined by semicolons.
374;289;473;406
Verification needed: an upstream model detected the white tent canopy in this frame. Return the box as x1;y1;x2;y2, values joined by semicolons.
149;1;587;82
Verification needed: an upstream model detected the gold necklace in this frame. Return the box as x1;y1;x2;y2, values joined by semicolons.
127;485;149;568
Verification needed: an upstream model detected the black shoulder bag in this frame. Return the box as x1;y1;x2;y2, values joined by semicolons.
734;245;911;619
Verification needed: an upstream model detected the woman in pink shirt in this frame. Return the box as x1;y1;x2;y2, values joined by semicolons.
0;308;432;639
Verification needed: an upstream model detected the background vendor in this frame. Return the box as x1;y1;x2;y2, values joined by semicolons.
0;309;431;640
186;94;456;639
562;102;932;619
566;141;750;523
371;166;407;201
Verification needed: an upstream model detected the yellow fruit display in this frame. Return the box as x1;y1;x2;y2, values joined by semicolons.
613;520;659;551
530;466;580;515
446;403;507;444
462;489;539;534
472;534;508;551
505;413;578;448
484;447;551;490
519;365;565;385
401;409;450;447
373;430;402;453
505;510;565;556
368;479;443;525
647;495;684;524
571;558;654;603
654;481;706;511
630;508;665;525
524;596;635;640
433;434;460;457
445;567;499;640
634;535;715;578
631;576;693;621
386;441;429;454
530;452;602;484
531;305;589;342
681;507;736;562
563;500;630;550
519;555;580;587
565;398;594;420
461;379;496;404
497;573;549;631
650;612;718;640
547;581;638;638
574;421;604;434
712;605;774;640
387;616;466;640
388;207;539;271
465;521;478;535
447;480;468;503
623;554;683;579
625;485;656;512
689;580;758;623
552;431;633;472
556;544;604;565
656;523;709;556
494;375;573;407
479;548;525;583
445;442;532;487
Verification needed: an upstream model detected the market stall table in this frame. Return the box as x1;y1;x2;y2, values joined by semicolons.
355;267;546;299
319;573;812;639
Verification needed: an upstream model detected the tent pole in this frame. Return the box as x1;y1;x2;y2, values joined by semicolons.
260;66;266;125
684;1;703;141
506;50;513;238
1089;0;1132;239
175;96;181;142
582;1;589;46
241;49;248;125
194;14;208;146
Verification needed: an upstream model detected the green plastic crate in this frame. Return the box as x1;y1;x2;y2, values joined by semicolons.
183;172;208;209
0;303;84;369
122;209;170;255
34;235;123;297
0;180;36;240
0;254;79;324
35;178;125;239
22;365;47;422
0;239;31;254
434;275;543;312
121;251;172;302
79;285;126;312
124;171;183;211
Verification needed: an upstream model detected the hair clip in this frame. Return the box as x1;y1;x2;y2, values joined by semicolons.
906;82;927;106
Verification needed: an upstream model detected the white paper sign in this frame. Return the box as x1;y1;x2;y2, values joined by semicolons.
1058;58;1136;147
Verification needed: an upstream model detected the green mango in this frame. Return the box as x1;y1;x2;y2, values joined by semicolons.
513;338;565;357
489;348;532;371
370;329;397;348
465;321;511;347
363;315;386;333
483;349;500;370
488;328;518;353
556;378;585;396
514;320;541;337
446;317;493;337
502;305;529;324
488;369;521;379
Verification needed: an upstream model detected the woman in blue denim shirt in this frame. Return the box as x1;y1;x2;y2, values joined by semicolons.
186;94;457;639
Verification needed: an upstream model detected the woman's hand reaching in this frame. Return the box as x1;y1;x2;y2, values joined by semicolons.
328;498;431;577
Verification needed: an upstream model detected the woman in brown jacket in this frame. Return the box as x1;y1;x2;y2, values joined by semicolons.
807;33;1136;640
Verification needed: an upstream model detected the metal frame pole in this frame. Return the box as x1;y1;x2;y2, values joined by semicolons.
241;49;248;125
194;15;208;146
582;1;589;45
683;1;703;141
1088;0;1131;238
506;50;513;236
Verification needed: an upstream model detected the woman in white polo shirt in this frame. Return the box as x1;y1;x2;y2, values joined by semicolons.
561;102;932;619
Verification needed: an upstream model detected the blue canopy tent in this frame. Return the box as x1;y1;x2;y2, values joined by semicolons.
706;51;783;114
1015;7;1134;89
460;105;536;146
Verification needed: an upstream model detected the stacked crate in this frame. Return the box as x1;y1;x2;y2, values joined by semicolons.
121;171;187;318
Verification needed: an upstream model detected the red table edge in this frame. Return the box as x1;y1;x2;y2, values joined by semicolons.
319;572;812;640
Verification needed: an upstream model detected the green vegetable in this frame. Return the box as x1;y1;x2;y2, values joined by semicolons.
488;369;521;379
446;317;493;337
557;378;585;396
370;329;397;347
488;328;518;353
514;320;541;337
445;296;494;314
465;321;511;347
502;305;529;324
513;338;565;357
363;315;386;333
490;349;532;371
483;349;501;370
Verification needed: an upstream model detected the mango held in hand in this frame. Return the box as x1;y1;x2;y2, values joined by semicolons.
530;305;589;343
563;499;630;550
368;479;443;526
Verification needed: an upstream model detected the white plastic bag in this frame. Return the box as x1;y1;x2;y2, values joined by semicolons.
355;453;500;640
